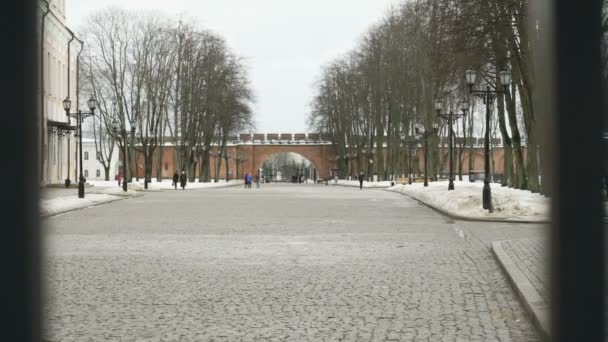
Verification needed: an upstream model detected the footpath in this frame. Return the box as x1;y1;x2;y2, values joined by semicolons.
41;179;243;217
492;238;550;339
335;178;553;337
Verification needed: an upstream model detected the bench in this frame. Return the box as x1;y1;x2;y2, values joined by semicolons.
395;177;427;184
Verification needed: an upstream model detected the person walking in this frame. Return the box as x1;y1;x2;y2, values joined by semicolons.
255;173;260;189
247;173;253;189
358;171;365;190
172;170;179;190
244;173;249;189
180;170;187;190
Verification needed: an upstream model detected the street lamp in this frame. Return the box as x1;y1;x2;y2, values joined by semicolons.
466;69;511;212
415;122;439;187
435;99;468;190
63;96;97;198
111;118;137;192
401;134;419;185
409;145;418;184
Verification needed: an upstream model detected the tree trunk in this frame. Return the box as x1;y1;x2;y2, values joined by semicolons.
200;153;210;182
526;134;541;193
508;68;528;190
496;92;513;187
144;150;153;183
156;147;163;182
225;155;230;181
215;152;222;183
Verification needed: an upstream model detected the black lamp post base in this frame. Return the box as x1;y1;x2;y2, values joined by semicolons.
78;181;85;198
424;179;428;187
123;182;128;192
482;182;493;212
448;179;454;190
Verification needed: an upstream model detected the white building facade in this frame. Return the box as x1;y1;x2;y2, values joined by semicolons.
81;140;120;181
39;0;81;186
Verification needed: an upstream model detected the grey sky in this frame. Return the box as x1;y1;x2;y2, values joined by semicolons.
68;0;401;133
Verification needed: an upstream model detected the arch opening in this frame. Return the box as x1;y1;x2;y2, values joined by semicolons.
258;152;317;183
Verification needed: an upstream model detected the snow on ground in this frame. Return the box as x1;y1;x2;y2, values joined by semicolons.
87;179;243;191
40;194;122;217
41;180;242;217
334;180;394;188
388;181;549;222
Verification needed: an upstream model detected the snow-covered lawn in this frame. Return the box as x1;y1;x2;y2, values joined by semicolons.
87;179;243;191
388;181;549;222
334;180;394;188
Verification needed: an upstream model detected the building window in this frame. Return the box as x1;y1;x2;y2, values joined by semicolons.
84;151;89;160
96;170;100;177
84;170;89;178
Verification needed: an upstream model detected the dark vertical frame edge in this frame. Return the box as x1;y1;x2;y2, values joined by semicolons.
3;0;42;340
550;0;605;340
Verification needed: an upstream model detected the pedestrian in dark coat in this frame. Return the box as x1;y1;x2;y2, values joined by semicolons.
180;170;187;190
247;174;253;189
358;172;365;190
172;171;179;190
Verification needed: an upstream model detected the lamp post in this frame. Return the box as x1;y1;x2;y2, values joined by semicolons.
408;144;418;185
435;99;469;190
400;135;419;185
465;69;511;212
415;122;439;187
111;118;137;192
63;96;97;198
64;130;73;188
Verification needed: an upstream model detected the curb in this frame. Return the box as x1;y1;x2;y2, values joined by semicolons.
330;183;392;190
131;182;245;192
41;192;144;219
385;189;550;224
492;241;550;340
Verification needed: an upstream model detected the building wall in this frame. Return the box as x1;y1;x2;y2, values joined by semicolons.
40;0;79;185
124;144;515;182
81;141;120;181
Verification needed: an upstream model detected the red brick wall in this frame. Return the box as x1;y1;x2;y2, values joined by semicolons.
125;144;518;181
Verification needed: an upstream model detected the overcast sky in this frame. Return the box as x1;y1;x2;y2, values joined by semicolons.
68;0;401;133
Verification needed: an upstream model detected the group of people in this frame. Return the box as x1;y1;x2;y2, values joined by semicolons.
244;173;260;189
172;170;188;190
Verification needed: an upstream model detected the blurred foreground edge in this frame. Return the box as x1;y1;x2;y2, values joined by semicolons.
543;0;606;340
3;0;41;341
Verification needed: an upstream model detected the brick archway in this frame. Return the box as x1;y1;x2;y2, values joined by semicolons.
236;144;336;180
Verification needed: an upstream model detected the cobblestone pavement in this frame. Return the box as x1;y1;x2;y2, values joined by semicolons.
44;184;543;341
499;239;549;304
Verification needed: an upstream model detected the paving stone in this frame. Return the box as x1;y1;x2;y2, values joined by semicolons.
44;184;542;341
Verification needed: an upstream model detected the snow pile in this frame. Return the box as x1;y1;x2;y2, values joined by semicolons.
87;179;243;191
92;186;140;197
389;181;549;222
40;194;121;217
334;180;394;188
